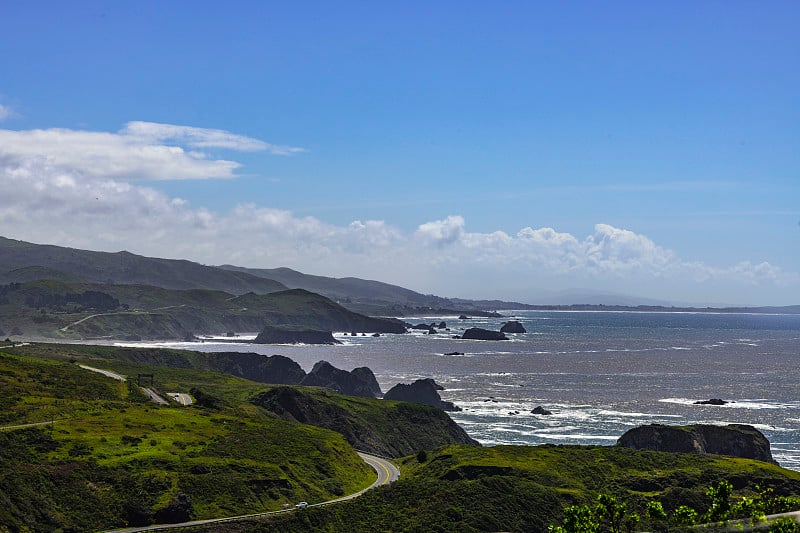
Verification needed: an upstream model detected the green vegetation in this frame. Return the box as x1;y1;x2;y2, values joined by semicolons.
0;349;373;531
3;343;800;532
225;445;800;533
251;385;478;457
548;482;800;532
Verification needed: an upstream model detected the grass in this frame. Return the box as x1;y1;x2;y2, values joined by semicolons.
0;348;374;532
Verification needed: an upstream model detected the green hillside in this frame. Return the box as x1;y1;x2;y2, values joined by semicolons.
226;445;800;533
0;281;406;340
0;236;287;294
0;348;373;531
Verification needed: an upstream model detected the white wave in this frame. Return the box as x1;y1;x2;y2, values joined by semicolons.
659;398;795;410
532;433;619;441
597;409;682;419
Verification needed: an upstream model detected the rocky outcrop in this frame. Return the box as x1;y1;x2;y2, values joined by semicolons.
461;327;508;341
500;321;526;334
617;424;776;464
251;386;480;458
695;398;729;405
254;325;340;345
531;406;552;415
350;366;383;397
300;360;381;397
210;352;306;385
384;378;461;411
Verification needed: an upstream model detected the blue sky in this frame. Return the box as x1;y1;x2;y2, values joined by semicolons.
1;1;798;305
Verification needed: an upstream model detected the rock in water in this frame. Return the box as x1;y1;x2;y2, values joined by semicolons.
254;325;340;345
694;398;729;405
617;424;776;464
461;327;508;341
531;406;552;415
500;320;527;333
384;378;461;411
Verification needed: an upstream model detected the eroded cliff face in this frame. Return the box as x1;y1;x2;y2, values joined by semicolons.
251;386;480;458
299;361;381;397
383;378;461;411
617;424;776;464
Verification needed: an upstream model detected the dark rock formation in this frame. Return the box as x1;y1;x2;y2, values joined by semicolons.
458;315;469;320
254;325;340;345
384;378;461;411
531;406;552;415
300;360;380;397
617;424;776;464
411;323;433;330
461;327;508;341
437;321;447;329
209;352;306;385
500;320;527;334
444;351;465;356
351;366;383;397
695;398;729;405
251;386;479;458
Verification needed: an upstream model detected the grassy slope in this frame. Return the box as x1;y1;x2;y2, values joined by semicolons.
251;385;479;457
0;349;373;532
7;343;479;458
226;445;800;533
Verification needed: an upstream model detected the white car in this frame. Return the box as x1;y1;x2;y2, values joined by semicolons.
295;501;308;509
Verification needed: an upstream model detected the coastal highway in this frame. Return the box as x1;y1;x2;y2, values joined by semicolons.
101;452;399;533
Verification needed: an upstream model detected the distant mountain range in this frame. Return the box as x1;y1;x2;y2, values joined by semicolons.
1;237;797;338
0;236;520;315
0;236;510;340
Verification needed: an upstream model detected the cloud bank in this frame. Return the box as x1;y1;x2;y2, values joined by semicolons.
0;121;302;181
0;122;795;305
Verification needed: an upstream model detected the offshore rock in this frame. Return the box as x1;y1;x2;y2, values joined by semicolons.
617;424;776;464
500;320;527;333
254;325;340;345
694;398;729;405
384;378;461;411
461;327;508;341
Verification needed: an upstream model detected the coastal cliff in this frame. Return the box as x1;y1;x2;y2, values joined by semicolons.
251;386;480;457
617;424;777;464
383;378;460;411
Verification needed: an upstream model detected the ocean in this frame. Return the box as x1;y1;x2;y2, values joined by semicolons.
121;311;800;470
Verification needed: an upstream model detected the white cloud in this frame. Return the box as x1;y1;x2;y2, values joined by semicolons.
121;121;304;154
0;122;796;305
0;122;303;181
0;104;15;121
415;215;465;247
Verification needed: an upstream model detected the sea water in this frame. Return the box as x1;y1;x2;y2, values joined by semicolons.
123;311;800;470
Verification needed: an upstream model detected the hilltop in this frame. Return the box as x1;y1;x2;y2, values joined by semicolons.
0;236;521;318
0;281;405;340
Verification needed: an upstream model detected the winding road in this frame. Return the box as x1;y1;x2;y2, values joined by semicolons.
101;452;399;533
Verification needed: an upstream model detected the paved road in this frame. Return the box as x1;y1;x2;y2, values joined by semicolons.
101;452;399;533
0;420;57;431
166;393;193;406
141;387;169;405
79;365;126;381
